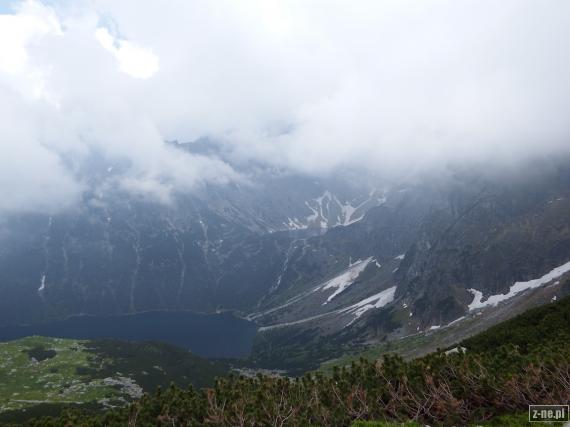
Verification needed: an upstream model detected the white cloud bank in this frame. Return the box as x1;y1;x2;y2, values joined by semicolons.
0;0;569;213
94;27;158;79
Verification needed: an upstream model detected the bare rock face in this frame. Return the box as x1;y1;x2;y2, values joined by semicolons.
0;148;386;326
248;161;570;347
398;164;570;326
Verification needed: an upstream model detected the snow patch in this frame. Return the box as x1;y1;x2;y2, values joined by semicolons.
339;201;360;225
337;196;372;226
305;190;386;229
322;257;373;304
305;201;321;224
38;274;46;293
394;254;405;260
429;325;441;330
306;191;332;228
285;217;307;230
342;286;397;324
447;316;466;326
468;261;570;310
348;257;361;267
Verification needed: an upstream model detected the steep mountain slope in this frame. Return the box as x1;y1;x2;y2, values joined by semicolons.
0;146;385;325
177;139;389;233
397;165;570;327
247;160;570;371
248;185;443;328
252;162;570;328
0;148;568;374
0;197;291;324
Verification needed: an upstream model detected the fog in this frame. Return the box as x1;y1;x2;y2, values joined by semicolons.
1;0;569;213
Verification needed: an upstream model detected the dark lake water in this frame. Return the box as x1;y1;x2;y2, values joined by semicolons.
0;311;258;359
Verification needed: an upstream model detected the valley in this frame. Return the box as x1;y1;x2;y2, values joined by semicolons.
2;1;570;424
0;156;569;424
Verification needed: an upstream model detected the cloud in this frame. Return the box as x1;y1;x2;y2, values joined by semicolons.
95;27;159;79
0;0;569;213
0;1;81;214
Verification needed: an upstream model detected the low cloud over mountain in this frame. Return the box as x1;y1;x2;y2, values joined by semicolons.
1;0;570;213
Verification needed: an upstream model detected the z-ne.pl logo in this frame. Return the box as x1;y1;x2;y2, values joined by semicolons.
529;405;569;422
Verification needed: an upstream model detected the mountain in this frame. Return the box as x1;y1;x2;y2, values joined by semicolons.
0;145;569;376
0;140;386;325
246;160;570;372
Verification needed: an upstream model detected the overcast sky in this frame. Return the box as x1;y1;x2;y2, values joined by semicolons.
1;0;570;214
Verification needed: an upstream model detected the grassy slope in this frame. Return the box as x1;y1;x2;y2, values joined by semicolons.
319;316;478;374
0;337;120;413
0;336;228;423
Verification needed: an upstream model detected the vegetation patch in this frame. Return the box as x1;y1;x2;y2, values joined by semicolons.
0;336;122;414
0;336;229;424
